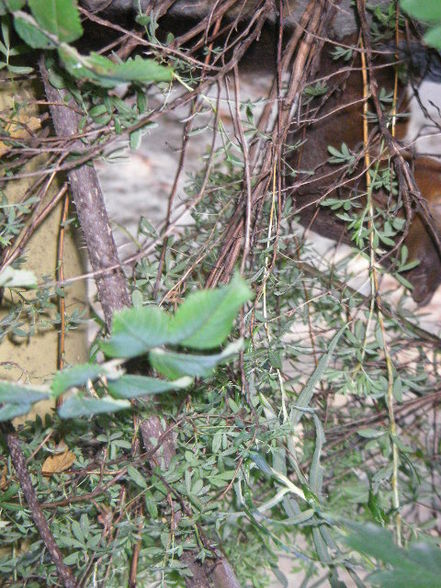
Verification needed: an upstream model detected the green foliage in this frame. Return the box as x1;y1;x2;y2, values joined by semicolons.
344;522;441;587
0;0;25;15
1;1;441;586
0;276;251;419
58;46;173;88
401;0;441;48
28;0;83;43
4;0;173;85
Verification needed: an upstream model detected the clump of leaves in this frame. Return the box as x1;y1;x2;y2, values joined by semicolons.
0;274;252;419
344;522;441;588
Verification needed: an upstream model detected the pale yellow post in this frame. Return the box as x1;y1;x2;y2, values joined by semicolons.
0;75;88;420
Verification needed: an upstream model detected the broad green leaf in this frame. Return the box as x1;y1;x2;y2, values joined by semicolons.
170;274;252;349
424;25;441;50
400;0;441;23
0;0;26;12
106;55;173;84
149;339;243;379
58;395;130;418
101;306;171;358
58;46;172;88
0;403;31;421
0;267;37;288
29;0;83;43
292;325;348;427
51;363;105;398
0;381;49;404
13;12;56;48
107;375;192;398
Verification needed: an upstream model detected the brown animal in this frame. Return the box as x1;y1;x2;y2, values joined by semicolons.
289;35;441;304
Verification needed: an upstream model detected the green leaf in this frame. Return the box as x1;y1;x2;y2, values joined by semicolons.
0;0;25;12
58;46;172;88
51;363;105;398
58;395;130;418
129;128;143;150
170;274;252;349
28;0;83;43
357;428;385;439
7;63;33;74
344;522;441;588
0;403;32;421
0;381;49;404
101;306;171;358
250;452;273;477
400;0;441;23
424;25;441;49
13;12;56;48
127;465;147;489
106;55;173;84
292;325;348;426
309;414;325;496
367;490;387;526
107;375;193;398
149;339;243;379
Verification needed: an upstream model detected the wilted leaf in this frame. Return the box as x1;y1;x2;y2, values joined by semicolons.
42;449;75;475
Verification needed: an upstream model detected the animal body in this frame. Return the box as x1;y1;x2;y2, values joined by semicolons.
289;33;441;304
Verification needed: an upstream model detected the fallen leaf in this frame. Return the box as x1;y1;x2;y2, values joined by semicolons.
0;465;7;490
41;449;75;476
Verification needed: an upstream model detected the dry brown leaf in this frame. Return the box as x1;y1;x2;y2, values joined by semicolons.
0;465;8;490
41;449;76;476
